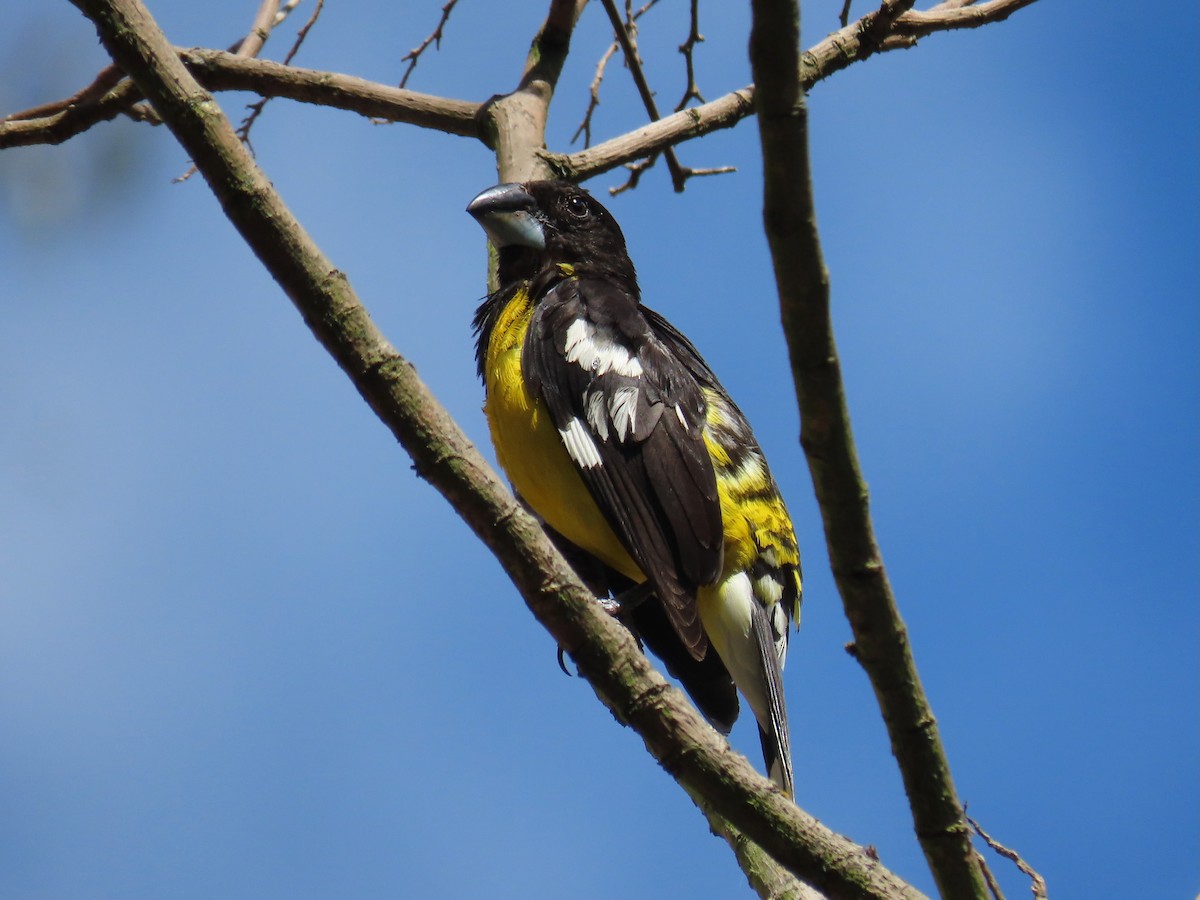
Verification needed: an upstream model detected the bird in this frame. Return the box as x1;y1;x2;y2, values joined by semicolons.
466;180;802;796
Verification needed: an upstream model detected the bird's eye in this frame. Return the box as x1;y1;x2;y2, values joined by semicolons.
564;195;590;219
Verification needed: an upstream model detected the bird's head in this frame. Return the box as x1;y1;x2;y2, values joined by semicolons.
466;180;637;291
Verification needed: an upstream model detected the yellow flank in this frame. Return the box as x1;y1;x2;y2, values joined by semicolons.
703;388;802;610
483;287;644;583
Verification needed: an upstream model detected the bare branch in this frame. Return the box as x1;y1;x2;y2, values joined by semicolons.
750;0;993;895
675;0;705;110
480;0;589;184
598;0;689;191
1;50;481;150
1;0;1040;156
398;0;459;89
893;0;1041;34
236;0;327;152
570;42;619;148
549;0;1041;181
839;0;854;27
968;816;1049;900
570;0;660;149
608;152;659;196
544;86;755;182
175;0;295;180
234;0;281;58
2;63;125;124
975;850;1008;900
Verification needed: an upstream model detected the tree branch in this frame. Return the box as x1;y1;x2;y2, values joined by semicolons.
967;816;1049;900
233;0;282;59
569;0;660;149
548;0;1040;181
749;0;989;897
598;0;688;191
235;0;327;152
894;0;1042;35
398;0;460;88
0;49;481;150
475;0;587;184
1;1;1038;158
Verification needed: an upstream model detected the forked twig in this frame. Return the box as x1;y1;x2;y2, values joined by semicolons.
967;814;1049;900
399;0;460;89
176;0;316;181
599;0;687;190
675;0;705;110
599;0;734;194
235;0;326;149
571;0;659;149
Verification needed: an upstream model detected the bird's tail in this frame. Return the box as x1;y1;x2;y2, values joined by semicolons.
699;571;794;797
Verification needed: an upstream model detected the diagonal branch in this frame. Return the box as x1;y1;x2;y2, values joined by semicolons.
894;0;1041;34
0;50;481;150
967;816;1049;900
749;0;993;896
65;0;926;896
547;0;1040;181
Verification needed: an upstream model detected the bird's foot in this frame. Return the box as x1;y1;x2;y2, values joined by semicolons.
597;581;654;617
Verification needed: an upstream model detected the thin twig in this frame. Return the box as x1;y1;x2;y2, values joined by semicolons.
545;0;1041;182
675;0;705;110
4;0;1041;156
600;0;733;194
608;153;658;196
236;0;326;149
839;0;854;27
235;0;282;59
176;0;324;181
974;850;1008;900
570;0;660;149
967;815;1049;900
398;0;459;89
751;0;991;895
599;0;688;191
571;43;619;147
2;63;125;123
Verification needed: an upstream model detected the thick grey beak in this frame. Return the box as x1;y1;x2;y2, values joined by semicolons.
466;183;546;250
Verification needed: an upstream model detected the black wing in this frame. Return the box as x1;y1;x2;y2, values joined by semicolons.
525;276;724;660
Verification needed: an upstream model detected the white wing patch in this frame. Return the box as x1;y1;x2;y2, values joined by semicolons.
564;318;644;378
674;403;690;431
559;417;604;469
609;386;639;442
584;390;610;442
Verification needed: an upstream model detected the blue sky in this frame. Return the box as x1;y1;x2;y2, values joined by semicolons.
1;2;1196;898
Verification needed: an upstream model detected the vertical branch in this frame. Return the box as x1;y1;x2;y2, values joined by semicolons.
748;0;988;898
478;0;587;183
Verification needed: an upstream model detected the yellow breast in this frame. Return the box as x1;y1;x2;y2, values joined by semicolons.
483;288;643;583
